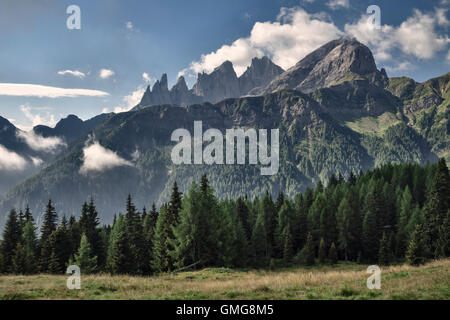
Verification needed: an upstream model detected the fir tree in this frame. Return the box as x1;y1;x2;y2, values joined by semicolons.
12;243;26;274
282;224;294;263
378;232;391;266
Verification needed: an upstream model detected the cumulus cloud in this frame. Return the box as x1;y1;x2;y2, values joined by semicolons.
345;9;450;61
179;8;342;77
113;86;146;113
142;72;156;84
180;7;449;80
19;105;58;130
30;156;43;166
80;140;133;174
99;69;115;79
0;144;28;171
16;130;66;152
385;61;414;72
57;70;86;78
0;83;109;98
326;0;350;10
126;21;134;30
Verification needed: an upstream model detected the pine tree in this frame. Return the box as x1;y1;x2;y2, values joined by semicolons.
24;205;33;223
406;224;430;266
328;242;338;265
0;209;22;273
74;234;97;274
434;211;449;258
318;238;327;264
110;231;130;274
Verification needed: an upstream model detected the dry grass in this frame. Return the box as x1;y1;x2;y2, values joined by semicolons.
0;259;449;300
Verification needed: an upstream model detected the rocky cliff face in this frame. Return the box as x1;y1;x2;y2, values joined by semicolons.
193;61;240;103
239;56;284;96
134;57;284;109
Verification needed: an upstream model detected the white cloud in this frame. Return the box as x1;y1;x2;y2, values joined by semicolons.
99;69;115;79
446;50;450;64
179;8;342;77
0;144;28;171
126;21;134;30
180;7;449;80
345;9;450;61
435;8;449;27
326;0;349;10
142;72;156;84
385;61;414;73
113;86;146;113
57;70;86;78
80;140;133;174
19;105;57;129
30;156;43;166
17;130;66;152
0;83;109;98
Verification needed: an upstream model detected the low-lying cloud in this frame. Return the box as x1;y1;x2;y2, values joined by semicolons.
80;140;133;174
0;144;28;171
16;130;66;152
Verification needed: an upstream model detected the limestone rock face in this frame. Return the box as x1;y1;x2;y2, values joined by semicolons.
193;61;240;103
239;56;284;96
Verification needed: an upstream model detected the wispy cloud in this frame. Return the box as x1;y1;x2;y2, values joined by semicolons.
80;139;133;174
99;69;115;79
57;70;86;78
19;105;57;130
16;130;66;152
326;0;350;10
0;144;28;171
126;21;134;31
0;83;109;98
142;72;156;84
112;86;146;113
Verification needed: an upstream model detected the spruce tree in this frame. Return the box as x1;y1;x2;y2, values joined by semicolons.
74;234;98;274
406;224;430;266
40;199;58;246
424;158;450;256
236;197;251;240
152;204;172;272
251;211;268;267
12;243;26;274
318;238;327;264
0;209;22;273
378;232;391;266
304;233;315;266
282;225;294;263
22;220;38;274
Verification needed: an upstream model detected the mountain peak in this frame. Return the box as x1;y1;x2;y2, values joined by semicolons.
254;37;384;95
240;56;284;95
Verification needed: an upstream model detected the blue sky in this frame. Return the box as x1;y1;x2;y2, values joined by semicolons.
0;0;448;130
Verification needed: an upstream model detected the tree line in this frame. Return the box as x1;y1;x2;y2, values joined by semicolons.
0;159;448;275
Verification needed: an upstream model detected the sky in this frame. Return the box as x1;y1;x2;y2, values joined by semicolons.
0;0;448;131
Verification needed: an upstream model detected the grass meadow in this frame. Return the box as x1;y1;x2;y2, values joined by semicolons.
0;259;448;300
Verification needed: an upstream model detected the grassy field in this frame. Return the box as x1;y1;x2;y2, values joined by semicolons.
0;259;449;300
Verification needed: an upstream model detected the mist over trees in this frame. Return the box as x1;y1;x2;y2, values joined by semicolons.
0;159;448;275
